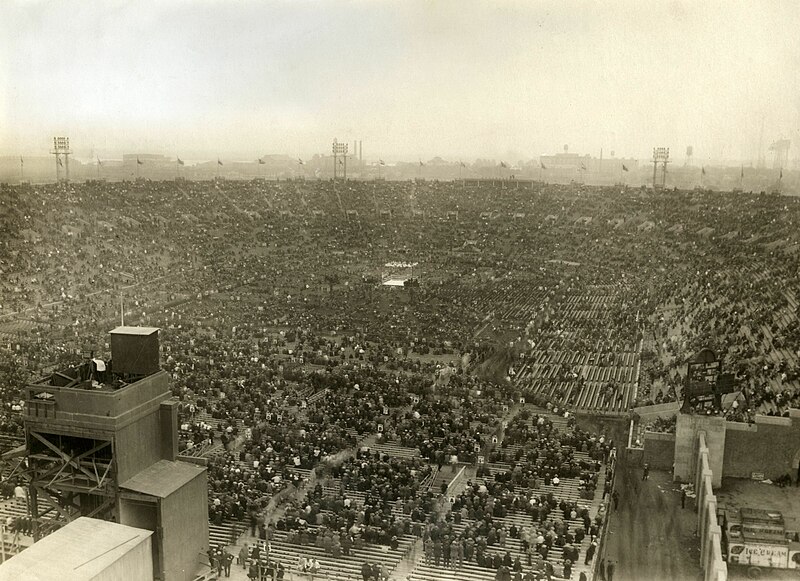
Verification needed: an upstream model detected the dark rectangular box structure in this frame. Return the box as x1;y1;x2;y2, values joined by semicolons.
111;326;160;376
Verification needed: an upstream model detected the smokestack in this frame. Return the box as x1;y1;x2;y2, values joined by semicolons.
359;140;363;162
353;141;357;159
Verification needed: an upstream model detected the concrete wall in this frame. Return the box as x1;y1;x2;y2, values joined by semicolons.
159;401;178;462
643;431;676;470
118;500;160;580
695;433;729;581
93;534;154;581
160;469;208;581
626;446;644;467
673;410;800;485
26;371;169;425
633;402;681;421
674;414;726;486
722;414;800;480
116;410;167;483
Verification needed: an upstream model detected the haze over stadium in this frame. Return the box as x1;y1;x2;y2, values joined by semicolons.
1;0;799;164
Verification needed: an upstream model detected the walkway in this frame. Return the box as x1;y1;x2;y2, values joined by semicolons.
603;456;702;581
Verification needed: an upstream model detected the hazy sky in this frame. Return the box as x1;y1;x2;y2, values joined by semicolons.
1;0;799;162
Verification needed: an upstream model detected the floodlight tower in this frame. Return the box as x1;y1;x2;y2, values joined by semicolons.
652;148;658;188
332;139;348;181
652;147;670;188
51;137;72;183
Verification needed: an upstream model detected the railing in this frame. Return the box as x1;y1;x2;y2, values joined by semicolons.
0;524;22;563
420;466;438;492
307;388;328;405
593;447;616;581
445;465;467;498
26;399;56;419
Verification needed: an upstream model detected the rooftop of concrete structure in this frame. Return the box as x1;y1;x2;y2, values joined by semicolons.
120;459;205;498
0;517;151;581
29;362;153;392
110;326;159;336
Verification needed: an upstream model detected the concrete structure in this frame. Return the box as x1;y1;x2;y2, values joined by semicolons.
120;460;208;581
631;408;800;581
722;412;800;481
16;327;208;581
0;517;153;581
674;414;727;487
640;431;676;470
695;433;729;581
24;330;179;526
635;410;800;486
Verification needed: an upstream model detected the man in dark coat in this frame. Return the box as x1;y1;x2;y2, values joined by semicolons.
585;541;596;564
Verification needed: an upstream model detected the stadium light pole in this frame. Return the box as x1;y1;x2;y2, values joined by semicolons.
51;137;71;183
332;139;348;188
652;147;669;189
333;140;337;182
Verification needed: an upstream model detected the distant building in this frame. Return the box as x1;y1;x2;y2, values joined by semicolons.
539;151;639;184
540;152;591;170
122;154;172;165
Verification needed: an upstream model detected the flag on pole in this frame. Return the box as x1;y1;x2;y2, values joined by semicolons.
580;162;586;170
500;161;507;168
58;157;63;167
258;158;265;165
379;159;385;166
20;156;23;165
780;168;783;179
97;157;102;166
540;162;547;170
137;157;144;165
460;161;465;168
419;160;424;167
298;158;304;165
339;158;344;165
217;159;223;166
701;166;706;175
177;157;184;166
622;164;629;172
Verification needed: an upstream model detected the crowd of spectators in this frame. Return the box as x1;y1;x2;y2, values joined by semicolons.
1;179;800;580
4;181;800;425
